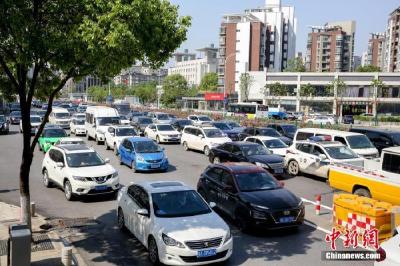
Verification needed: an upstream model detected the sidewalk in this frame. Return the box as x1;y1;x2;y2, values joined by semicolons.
0;202;86;266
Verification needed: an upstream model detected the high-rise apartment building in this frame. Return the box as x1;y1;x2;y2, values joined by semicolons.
305;21;356;72
219;0;297;94
114;65;168;87
384;7;400;72
168;45;218;87
365;33;386;69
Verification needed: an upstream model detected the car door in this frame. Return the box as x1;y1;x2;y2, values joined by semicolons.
240;128;253;140
218;170;238;218
105;127;114;147
124;185;141;236
149;125;157;140
231;145;245;162
193;129;204;151
119;140;130;164
52;150;65;185
202;167;223;204
309;145;329;177
296;143;314;174
46;150;59;185
134;187;151;245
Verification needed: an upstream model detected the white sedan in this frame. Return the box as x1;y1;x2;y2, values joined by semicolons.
305;115;335;126
244;136;289;157
104;125;138;154
117;181;233;265
375;227;400;266
144;124;181;143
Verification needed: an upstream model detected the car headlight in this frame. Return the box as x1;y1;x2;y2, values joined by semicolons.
72;176;86;181
255;162;269;169
224;229;232;244
136;154;145;162
162;233;184;248
250;204;269;220
112;172;119;178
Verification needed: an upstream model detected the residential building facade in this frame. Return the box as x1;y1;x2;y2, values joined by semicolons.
114;65;168;87
218;0;297;95
305;21;356;72
384;7;400;72
168;45;218;87
365;33;386;69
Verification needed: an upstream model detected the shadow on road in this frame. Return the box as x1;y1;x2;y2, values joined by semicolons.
0;188;18;194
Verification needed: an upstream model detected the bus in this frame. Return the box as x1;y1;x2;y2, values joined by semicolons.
227;103;269;119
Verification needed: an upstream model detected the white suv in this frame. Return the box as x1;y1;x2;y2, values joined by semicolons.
181;126;231;156
104;125;138;154
187;115;213;126
70;118;86;136
42;144;120;200
117;181;233;265
144;124;181;144
285;140;365;179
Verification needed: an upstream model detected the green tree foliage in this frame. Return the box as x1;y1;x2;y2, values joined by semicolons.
161;74;189;106
134;82;157;104
0;0;190;230
240;73;254;102
284;57;306;72
198;73;218;92
356;65;381;72
300;83;316;97
268;82;287;96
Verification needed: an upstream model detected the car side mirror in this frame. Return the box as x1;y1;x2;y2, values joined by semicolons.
198;134;204;138
209;202;217;209
136;209;149;217
56;162;64;168
319;154;327;161
92;125;96;128
104;158;110;164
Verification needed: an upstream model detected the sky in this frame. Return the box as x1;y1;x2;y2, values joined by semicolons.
169;0;399;57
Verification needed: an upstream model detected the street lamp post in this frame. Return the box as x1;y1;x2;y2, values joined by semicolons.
223;53;236;117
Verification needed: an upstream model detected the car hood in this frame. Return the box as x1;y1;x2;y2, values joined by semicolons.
352;148;379;156
247;154;284;164
31;122;42;127
96;126;109;134
159;130;180;135
157;212;228;241
240;188;301;210
68;164;115;177
39;137;62;143
74;125;85;129
138;152;164;161
270;148;288;157
157;120;173;124
208;137;232;144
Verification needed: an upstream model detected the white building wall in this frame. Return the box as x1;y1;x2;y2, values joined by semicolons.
235;22;251;86
168;57;216;87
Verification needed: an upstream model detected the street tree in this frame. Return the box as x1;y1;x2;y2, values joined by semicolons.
134;82;157;104
161;74;190;107
327;78;347;117
284;57;306;72
356;65;381;72
268;82;287;96
370;79;385;125
300;83;316;97
198;73;218;92
239;73;254;102
0;0;190;231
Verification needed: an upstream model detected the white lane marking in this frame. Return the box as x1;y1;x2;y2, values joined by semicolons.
301;197;333;211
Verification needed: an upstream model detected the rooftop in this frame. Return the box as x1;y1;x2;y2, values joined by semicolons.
135;181;192;194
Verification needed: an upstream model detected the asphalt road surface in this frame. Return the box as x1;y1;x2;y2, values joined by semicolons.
0;125;372;266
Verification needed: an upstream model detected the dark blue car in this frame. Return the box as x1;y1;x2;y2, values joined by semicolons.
211;121;241;141
118;137;169;172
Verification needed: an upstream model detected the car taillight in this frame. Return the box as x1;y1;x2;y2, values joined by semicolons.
375;247;386;262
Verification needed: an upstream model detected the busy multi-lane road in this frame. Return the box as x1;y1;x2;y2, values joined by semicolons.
0;125;370;266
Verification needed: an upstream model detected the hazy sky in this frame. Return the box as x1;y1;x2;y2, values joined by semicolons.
169;0;399;57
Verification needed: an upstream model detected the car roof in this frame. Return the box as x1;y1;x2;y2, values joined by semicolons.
55;144;93;153
296;140;346;147
127;137;153;143
382;146;400;153
351;128;400;134
58;137;84;142
247;136;280;141
215;162;265;174
297;128;362;137
231;141;258;146
134;181;192;194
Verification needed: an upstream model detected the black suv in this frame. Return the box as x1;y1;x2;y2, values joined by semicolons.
267;124;298;140
239;127;292;145
197;163;304;231
171;119;193;132
350;128;400;153
208;142;285;176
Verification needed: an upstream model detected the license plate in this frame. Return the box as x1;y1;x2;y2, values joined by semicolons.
279;216;294;223
274;169;284;174
150;163;160;168
197;249;217;258
95;185;108;191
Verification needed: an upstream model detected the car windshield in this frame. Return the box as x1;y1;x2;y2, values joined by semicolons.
347;135;374;149
227;122;241;128
134;141;162;153
213;123;231;130
138;118;152;124
236;172;279;192
97;117;120;125
55;113;70;119
60;140;85;145
199;116;212;121
119;115;128;120
43;129;67;138
178;120;192;126
281;125;297;134
325;146;358;160
204;128;224;138
157;114;169;120
131;112;143;117
116;128;137;136
152;190;211;218
157;125;174;131
264;139;288;149
75;114;85;119
259;128;281;137
30;117;41;123
75;120;85;125
241;144;271;156
11;111;21;116
66;152;105;167
115;105;130;113
0;116;5;123
168;114;177;119
392;133;400;145
37;111;46;116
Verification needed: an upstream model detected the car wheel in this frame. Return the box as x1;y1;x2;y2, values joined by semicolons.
183;141;189;151
156;136;160;144
131;161;137;173
42;170;52;188
87;133;91;140
204;146;210;156
64;180;74;201
105;141;110;150
117;208;126;231
119;155;124;165
354;188;371;198
288;160;300;176
236;215;249;233
96;136;102;145
213;156;221;164
114;144;119;155
148;236;160;265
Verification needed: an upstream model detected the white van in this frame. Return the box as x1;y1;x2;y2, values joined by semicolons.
293;128;379;159
49;107;71;129
85;106;120;144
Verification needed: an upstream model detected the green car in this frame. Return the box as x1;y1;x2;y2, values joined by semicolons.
38;127;68;152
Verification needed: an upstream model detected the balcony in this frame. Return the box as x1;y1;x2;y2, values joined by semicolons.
220;27;227;36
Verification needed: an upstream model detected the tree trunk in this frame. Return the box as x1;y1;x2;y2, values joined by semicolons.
20;121;33;229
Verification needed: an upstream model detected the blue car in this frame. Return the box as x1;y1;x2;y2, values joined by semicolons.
211;121;241;141
118;137;169;172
